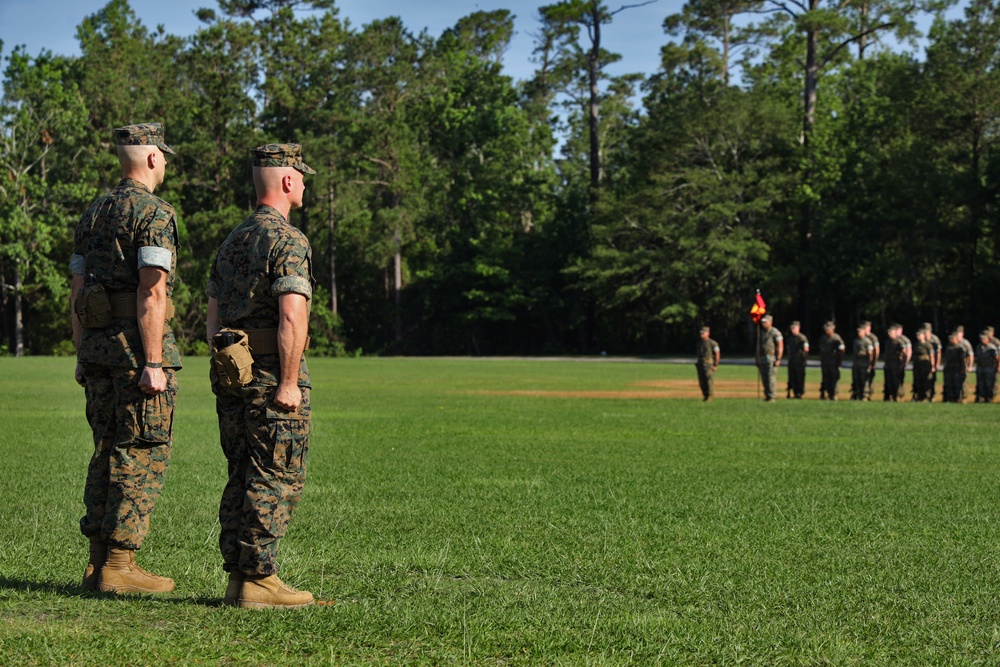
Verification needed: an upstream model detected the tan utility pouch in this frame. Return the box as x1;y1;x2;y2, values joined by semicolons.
75;284;112;329
212;329;254;387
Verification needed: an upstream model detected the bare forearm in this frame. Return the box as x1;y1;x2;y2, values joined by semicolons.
206;297;221;345
278;299;308;386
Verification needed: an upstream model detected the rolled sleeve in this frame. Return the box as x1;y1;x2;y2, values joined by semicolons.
138;246;173;272
206;279;219;299
69;253;86;275
272;275;312;299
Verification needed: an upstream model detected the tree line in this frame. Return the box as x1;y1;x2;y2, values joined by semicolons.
1;0;996;358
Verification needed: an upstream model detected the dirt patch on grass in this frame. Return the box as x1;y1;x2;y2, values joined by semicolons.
472;379;965;401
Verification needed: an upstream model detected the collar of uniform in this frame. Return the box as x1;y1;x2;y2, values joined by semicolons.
255;204;288;223
120;178;152;194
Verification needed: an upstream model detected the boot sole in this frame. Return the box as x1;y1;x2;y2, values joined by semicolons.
98;583;175;594
237;599;314;610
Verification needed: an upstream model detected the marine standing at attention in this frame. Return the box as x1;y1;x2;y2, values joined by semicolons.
818;321;846;400
851;325;874;401
207;144;317;609
70;123;180;594
882;324;911;402
923;322;942;401
756;315;783;402
695;327;720;402
942;331;969;403
785;321;809;399
911;328;934;402
861;321;880;400
974;330;999;403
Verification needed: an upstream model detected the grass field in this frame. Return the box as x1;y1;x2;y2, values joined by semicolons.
2;356;1000;665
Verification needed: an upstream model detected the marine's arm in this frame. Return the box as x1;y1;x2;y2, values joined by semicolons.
137;266;168;395
71;273;85;386
206;296;221;346
274;292;309;412
774;338;784;367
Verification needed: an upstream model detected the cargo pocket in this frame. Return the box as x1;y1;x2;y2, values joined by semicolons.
265;388;310;472
139;377;177;444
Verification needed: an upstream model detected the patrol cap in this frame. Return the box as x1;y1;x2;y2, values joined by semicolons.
981;329;992;338
923;322;933;331
251;143;316;174
760;315;773;323
699;326;710;334
790;320;800;327
956;325;965;333
114;122;175;155
823;321;835;330
860;320;871;327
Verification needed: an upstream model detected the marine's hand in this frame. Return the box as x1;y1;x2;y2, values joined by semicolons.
75;362;86;387
274;382;302;412
139;366;167;395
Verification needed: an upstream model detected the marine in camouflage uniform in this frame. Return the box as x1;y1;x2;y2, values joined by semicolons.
818;322;846;400
942;332;969;403
695;327;720;401
851;326;874;401
882;324;911;402
785;321;809;399
955;326;975;400
207;143;317;609
911;328;934;402
70;123;180;594
923;322;942;401
974;330;999;403
861;321;880;400
756;315;783;402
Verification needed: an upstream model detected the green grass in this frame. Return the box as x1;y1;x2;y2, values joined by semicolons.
2;356;1000;665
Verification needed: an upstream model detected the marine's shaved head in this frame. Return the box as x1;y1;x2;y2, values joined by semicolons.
253;166;305;217
117;144;166;191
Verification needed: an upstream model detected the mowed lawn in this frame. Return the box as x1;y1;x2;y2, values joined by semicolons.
2;356;1000;665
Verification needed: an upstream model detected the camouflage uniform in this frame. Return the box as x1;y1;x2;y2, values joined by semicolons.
958;334;975;400
71;124;180;551
882;334;910;402
865;328;880;400
785;331;809;399
851;335;874;401
911;337;934;402
975;339;998;403
926;329;942;401
756;323;783;401
208;144;316;577
942;340;968;403
818;331;846;400
695;335;719;400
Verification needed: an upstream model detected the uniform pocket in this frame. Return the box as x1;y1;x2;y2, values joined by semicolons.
265;388;310;471
137;373;177;444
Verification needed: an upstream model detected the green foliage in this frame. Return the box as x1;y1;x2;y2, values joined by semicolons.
3;0;1000;357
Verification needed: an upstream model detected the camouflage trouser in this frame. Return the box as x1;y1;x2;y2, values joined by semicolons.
787;362;806;398
942;368;966;403
928;369;938;400
695;363;714;399
911;360;932;401
214;381;310;576
820;361;841;399
851;363;868;400
883;366;905;401
79;364;176;550
865;366;877;400
976;367;996;402
757;358;777;400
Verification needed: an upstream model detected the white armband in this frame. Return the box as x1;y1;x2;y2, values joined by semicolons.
138;246;173;272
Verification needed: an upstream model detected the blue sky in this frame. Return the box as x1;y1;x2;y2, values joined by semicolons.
0;0;685;83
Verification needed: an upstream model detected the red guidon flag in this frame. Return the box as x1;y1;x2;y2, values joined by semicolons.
750;292;766;324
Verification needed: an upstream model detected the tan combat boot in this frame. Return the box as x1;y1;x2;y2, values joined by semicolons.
238;574;314;609
81;536;107;591
221;570;245;607
98;547;175;594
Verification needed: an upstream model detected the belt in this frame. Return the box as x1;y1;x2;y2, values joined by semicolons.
242;329;311;356
108;292;175;321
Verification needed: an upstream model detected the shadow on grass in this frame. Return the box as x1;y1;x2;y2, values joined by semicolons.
0;577;220;606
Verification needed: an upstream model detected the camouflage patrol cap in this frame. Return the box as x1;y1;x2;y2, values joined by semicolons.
760;314;773;323
114;122;175;155
982;329;992;338
790;320;800;327
251;143;316;174
823;321;835;330
699;326;710;334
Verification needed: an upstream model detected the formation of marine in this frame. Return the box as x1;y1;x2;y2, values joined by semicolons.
696;320;1000;403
